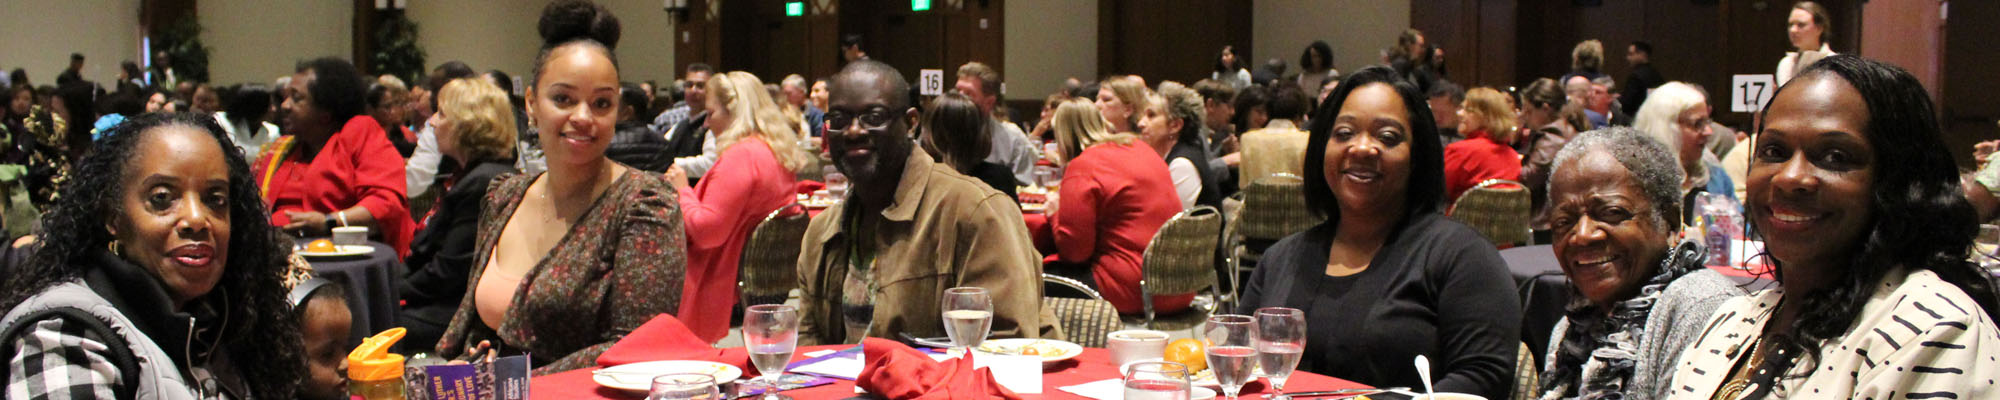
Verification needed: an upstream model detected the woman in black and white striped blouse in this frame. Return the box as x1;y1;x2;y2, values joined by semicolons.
1666;55;2000;399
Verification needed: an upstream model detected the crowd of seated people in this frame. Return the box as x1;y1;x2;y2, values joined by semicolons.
0;1;1995;399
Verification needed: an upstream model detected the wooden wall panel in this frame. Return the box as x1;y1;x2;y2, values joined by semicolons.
1096;0;1251;86
1943;0;2000;165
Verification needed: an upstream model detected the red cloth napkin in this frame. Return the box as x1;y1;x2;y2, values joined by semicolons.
855;338;1021;400
795;180;825;195
594;314;749;370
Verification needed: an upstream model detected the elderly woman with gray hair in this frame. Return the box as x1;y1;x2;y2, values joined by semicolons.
1535;126;1743;400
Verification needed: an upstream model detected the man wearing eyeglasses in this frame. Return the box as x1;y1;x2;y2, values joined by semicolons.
796;60;1060;346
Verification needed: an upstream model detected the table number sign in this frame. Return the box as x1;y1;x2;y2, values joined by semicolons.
1731;74;1776;113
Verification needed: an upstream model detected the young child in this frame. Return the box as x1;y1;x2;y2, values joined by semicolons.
291;277;355;400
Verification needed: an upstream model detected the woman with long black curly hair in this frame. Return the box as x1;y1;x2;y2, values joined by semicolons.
1667;55;2000;399
0;112;307;399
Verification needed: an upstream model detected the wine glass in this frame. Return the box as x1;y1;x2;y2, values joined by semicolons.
1203;314;1258;400
1254;307;1307;400
648;373;721;400
743;304;801;400
1123;361;1192;400
941;287;994;356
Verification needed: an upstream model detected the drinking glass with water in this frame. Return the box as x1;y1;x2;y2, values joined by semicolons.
1123;361;1192;400
1255;307;1307;400
648;373;721;400
941;287;993;356
1203;314;1259;400
743;304;800;400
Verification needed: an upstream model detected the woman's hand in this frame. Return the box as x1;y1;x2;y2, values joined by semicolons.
663;165;690;190
448;340;494;365
1042;191;1060;217
282;211;330;235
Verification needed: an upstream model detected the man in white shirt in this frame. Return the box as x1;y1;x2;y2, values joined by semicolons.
954;62;1038;185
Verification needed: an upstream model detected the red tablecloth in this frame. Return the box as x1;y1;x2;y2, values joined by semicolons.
530;344;1370;399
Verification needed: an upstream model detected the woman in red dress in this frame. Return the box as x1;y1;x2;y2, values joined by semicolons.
254;58;414;257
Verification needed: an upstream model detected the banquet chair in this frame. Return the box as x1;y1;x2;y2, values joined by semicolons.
738;203;810;307
1139;205;1223;332
1513;341;1540;400
1042;274;1119;348
1450;179;1533;248
1223;174;1319;305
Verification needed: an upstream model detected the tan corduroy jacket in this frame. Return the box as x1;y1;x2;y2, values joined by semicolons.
796;150;1061;346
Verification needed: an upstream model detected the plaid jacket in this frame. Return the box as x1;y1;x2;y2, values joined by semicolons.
6;317;121;399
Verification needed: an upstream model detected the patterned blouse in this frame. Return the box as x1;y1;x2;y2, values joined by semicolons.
437;168;688;375
1665;268;2000;399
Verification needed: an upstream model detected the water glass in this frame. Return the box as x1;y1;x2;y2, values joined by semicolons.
743;304;800;400
1254;307;1307;399
1123;361;1192;400
648;373;721;400
1203;314;1258;400
823;167;849;197
941;287;994;355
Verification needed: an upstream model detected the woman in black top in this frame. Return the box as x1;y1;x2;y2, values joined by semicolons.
398;77;520;353
1235;67;1520;399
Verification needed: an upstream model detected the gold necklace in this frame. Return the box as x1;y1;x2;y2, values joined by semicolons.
1713;335;1767;400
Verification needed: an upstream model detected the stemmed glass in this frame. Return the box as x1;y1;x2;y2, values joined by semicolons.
1203;314;1259;400
1123;361;1192;400
743;304;800;400
1255;307;1307;399
648;373;721;400
941;287;994;356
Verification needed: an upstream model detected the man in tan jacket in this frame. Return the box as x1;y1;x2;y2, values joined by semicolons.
798;60;1059;346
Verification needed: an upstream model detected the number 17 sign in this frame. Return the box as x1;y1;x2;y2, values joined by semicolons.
1731;74;1776;113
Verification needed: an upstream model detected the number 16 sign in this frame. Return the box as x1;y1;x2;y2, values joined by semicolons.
1731;74;1776;113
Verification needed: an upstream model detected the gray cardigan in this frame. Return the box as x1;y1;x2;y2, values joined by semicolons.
1541;268;1743;400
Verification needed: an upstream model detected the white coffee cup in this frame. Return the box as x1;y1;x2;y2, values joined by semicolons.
1106;329;1170;366
331;226;369;247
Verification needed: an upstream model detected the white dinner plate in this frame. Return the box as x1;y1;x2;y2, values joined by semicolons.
592;360;743;394
974;338;1084;365
298;244;376;258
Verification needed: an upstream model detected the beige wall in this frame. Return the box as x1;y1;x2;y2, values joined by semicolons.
1004;0;1097;101
0;0;143;85
202;0;352;85
1253;0;1409;78
408;0;676;90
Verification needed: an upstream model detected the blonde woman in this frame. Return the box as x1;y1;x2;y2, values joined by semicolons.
1442;87;1521;203
401;78;519;352
1095;76;1150;134
662;71;808;342
1045;98;1188;316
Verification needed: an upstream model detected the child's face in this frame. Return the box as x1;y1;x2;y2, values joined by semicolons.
300;298;353;400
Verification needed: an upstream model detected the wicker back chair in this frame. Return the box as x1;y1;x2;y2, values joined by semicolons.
738;203;811;306
1236;174;1318;241
1139;205;1223;329
1042;274;1120;348
1450;179;1533;247
1222;174;1320;307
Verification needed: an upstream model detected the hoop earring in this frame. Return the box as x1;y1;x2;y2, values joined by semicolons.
107;240;120;257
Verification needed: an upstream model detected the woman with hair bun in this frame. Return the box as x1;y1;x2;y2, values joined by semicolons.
437;0;689;374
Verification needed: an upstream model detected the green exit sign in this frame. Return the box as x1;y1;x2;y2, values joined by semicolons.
786;1;804;16
912;0;930;11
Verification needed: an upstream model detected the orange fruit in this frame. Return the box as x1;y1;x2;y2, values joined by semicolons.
1163;338;1206;372
306;239;338;253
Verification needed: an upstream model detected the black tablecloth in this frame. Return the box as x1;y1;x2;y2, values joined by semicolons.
306;241;402;348
1501;244;1567;369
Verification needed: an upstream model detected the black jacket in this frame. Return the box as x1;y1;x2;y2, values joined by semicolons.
606;121;673;172
400;160;516;312
1622;63;1666;117
663;111;710;160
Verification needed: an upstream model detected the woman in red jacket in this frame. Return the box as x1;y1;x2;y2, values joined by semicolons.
662;71;808;342
1046;98;1187;315
1442;87;1522;204
256;57;414;257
